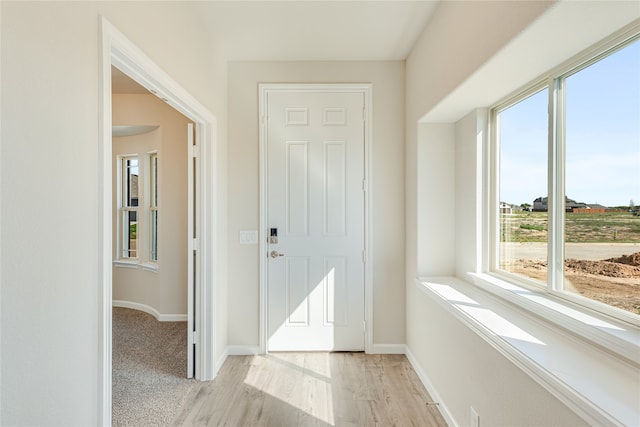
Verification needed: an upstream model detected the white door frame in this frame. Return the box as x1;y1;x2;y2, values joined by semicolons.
258;83;373;354
98;17;218;425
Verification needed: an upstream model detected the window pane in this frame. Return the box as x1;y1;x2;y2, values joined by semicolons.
564;40;640;315
151;155;158;208
125;158;139;207
123;210;137;259
497;88;549;284
149;154;158;262
120;156;139;260
150;210;158;262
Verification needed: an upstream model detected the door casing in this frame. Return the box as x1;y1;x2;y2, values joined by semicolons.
258;83;373;354
99;17;218;426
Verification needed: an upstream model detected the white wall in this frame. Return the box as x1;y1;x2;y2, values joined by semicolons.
416;123;455;277
0;3;225;425
408;290;587;426
454;110;486;278
405;0;554;287
227;61;406;349
112;94;190;317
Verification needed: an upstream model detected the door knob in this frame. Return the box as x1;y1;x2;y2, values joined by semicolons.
270;250;285;258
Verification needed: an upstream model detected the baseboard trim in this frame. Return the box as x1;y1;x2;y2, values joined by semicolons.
215;348;229;376
405;346;457;427
158;314;188;322
368;344;406;354
112;300;187;322
228;345;261;356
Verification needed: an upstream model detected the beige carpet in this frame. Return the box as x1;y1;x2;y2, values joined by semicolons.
112;307;197;426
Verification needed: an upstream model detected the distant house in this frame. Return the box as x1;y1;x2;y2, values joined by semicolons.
588;204;608;211
532;197;547;212
500;202;513;214
573;204;607;214
532;196;590;212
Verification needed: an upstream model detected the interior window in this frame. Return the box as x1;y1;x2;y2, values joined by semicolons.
150;153;158;262
122;156;139;259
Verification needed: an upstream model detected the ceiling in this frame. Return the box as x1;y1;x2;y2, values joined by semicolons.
112;1;439;93
191;1;439;61
112;66;149;94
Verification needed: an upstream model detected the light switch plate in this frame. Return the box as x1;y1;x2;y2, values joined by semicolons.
239;230;258;244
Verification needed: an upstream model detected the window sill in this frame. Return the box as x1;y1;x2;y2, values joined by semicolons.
416;275;640;426
467;272;639;364
113;259;138;269
140;262;158;272
113;260;158;272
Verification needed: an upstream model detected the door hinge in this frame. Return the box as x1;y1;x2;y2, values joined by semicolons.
191;331;198;345
362;106;366;122
191;238;199;251
362;250;367;263
363;320;367;333
362;179;367;192
191;144;200;158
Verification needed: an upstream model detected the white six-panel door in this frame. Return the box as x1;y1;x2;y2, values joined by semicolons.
266;89;365;351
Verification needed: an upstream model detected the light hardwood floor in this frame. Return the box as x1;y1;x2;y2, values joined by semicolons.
172;353;447;426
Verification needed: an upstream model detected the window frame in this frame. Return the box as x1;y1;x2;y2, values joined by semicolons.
488;30;640;327
115;152;159;269
149;151;158;263
490;81;550;291
118;155;140;261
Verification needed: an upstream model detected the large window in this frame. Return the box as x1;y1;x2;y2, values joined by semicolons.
493;35;640;319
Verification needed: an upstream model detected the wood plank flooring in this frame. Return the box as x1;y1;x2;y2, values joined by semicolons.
172;353;447;426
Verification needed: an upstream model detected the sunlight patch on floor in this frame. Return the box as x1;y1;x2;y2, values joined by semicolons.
243;354;336;426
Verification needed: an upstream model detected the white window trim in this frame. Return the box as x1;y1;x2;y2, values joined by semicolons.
115;152;160;267
140;262;159;272
487;24;640;329
148;150;158;264
116;154;140;261
467;272;639;364
113;259;138;269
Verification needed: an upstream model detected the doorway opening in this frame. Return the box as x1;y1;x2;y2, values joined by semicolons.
111;67;194;423
99;17;218;426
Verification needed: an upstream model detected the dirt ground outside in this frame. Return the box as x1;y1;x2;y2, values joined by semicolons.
501;243;640;315
500;211;640;315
